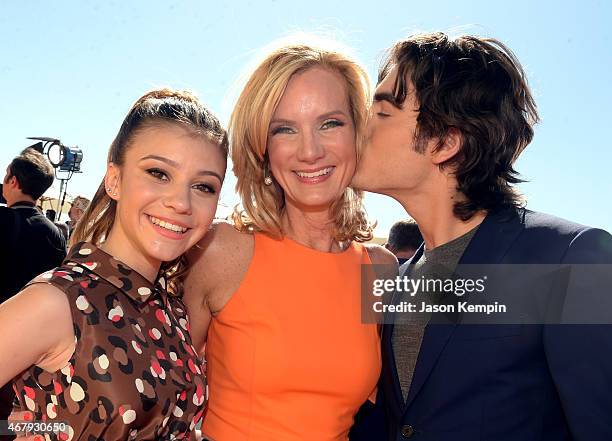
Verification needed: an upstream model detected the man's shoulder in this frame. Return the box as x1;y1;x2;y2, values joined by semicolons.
522;209;591;235
489;207;596;241
0;205;13;217
520;208;611;246
499;207;612;262
25;210;58;229
0;205;12;233
18;208;66;247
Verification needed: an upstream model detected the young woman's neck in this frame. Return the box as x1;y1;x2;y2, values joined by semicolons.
100;229;161;283
281;203;342;253
393;174;486;250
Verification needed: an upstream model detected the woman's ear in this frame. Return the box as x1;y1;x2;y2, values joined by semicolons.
104;163;121;200
431;128;462;165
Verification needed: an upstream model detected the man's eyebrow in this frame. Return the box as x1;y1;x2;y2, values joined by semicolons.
373;92;403;109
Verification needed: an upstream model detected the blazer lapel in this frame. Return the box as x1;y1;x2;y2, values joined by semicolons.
381;244;425;415
459;207;526;265
402;314;457;410
381;321;405;418
402;207;526;411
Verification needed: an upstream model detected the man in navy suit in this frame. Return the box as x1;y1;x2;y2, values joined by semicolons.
351;32;612;440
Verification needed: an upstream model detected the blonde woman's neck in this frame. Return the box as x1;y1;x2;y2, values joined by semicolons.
280;205;344;253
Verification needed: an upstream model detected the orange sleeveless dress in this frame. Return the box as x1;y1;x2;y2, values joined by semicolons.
202;233;381;441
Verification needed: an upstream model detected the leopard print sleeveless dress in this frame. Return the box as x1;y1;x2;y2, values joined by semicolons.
12;242;206;440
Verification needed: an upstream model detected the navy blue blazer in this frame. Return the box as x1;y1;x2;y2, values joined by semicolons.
354;208;612;441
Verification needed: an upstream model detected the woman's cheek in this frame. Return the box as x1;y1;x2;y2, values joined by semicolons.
198;197;219;227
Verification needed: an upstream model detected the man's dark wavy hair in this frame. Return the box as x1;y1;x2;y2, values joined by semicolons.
380;32;539;220
7;148;55;200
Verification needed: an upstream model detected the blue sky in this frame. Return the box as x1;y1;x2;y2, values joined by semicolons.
1;0;610;235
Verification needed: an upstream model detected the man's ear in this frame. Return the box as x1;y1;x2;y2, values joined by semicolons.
8;175;20;190
104;163;121;200
431;128;462;166
383;243;397;254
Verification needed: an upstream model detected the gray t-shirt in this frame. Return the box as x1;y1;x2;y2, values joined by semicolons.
392;226;479;401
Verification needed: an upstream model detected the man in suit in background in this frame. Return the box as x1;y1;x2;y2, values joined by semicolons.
351;32;612;440
384;219;423;265
0;148;66;437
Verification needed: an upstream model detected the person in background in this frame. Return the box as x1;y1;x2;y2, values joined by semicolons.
44;209;56;222
54;222;70;244
384;219;423;265
65;196;90;236
0;148;66;435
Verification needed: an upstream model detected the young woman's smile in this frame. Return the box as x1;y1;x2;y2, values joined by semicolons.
104;123;226;272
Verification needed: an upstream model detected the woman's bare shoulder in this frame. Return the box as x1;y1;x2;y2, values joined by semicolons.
0;283;74;381
9;282;72;320
188;221;253;266
185;221;254;297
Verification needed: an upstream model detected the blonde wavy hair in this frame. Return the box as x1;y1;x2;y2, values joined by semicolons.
230;42;374;242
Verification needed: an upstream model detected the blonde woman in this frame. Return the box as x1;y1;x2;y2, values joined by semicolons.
184;42;396;440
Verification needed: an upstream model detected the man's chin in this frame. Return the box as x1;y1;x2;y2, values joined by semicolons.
350;174;378;193
350;178;394;197
350;172;367;191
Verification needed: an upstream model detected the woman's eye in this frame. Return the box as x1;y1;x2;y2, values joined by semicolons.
321;119;344;130
271;126;295;135
147;168;168;180
376;112;390;118
193;183;217;195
